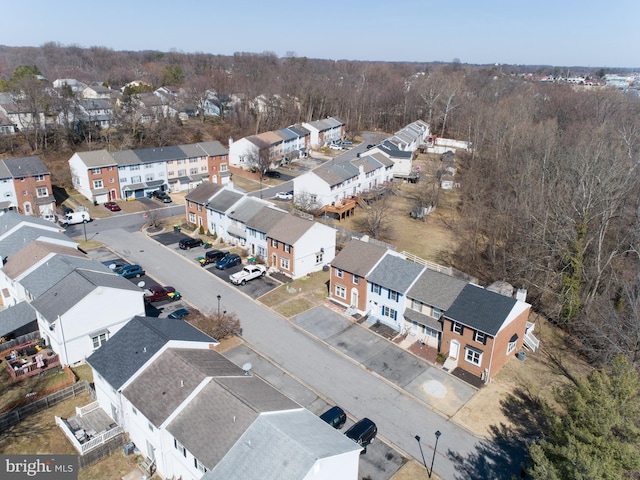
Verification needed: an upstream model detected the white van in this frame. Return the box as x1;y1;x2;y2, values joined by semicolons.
60;211;91;226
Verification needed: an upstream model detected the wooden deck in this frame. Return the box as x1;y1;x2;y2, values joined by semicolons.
321;198;357;221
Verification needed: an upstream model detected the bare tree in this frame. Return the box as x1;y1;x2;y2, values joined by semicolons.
354;193;395;241
188;310;242;340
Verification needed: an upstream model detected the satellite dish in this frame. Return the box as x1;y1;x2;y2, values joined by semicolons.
242;363;252;376
109;264;116;270
137;281;145;288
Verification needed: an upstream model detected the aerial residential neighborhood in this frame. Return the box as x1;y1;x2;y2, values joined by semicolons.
1;29;639;480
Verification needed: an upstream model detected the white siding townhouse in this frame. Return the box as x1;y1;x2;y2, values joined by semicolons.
80;317;361;480
302;116;345;147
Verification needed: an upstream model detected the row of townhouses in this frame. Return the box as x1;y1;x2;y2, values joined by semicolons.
69;141;230;203
329;238;535;382
185;182;336;279
0;211;360;479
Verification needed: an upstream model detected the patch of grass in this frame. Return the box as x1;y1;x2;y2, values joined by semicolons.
275;298;315;318
0;367;72;412
71;363;93;383
259;272;329;308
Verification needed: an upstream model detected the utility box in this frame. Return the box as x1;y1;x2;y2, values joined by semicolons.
123;442;135;455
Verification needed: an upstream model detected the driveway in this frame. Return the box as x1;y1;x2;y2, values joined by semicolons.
293;306;475;418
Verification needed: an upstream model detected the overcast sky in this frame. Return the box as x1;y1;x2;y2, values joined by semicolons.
3;0;639;68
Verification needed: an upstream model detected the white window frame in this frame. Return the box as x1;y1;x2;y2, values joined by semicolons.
92;179;103;189
452;322;463;335
336;268;344;279
280;257;290;270
335;285;346;299
92;332;107;349
36;186;48;198
507;340;517;354
474;331;486;344
465;346;482;366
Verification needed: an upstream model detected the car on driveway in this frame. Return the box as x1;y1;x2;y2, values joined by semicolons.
264;170;281;178
115;264;145;278
179;237;204;250
216;253;242;270
329;143;343;150
151;190;172;203
274;191;293;200
229;264;267;285
144;285;180;303
320;406;347;429
168;308;190;319
104;202;121;211
199;249;228;266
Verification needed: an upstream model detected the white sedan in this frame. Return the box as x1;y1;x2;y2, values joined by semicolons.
329;143;344;150
274;191;293;200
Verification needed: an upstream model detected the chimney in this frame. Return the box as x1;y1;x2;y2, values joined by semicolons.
516;287;527;302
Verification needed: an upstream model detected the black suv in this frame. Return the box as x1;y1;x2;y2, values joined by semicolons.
345;418;377;450
320;406;347;429
200;249;228;266
264;170;281;178
179;237;204;250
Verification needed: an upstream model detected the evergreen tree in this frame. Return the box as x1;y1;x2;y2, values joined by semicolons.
528;355;640;479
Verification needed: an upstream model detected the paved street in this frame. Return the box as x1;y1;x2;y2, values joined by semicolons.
93;227;489;480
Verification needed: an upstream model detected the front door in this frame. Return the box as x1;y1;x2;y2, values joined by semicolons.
351;289;358;308
450;340;460;360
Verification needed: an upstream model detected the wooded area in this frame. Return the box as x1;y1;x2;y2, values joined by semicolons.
1;44;640;474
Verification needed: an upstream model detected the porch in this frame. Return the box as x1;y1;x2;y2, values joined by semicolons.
55;402;124;455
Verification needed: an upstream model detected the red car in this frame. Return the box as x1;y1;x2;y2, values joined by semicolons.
104;202;121;212
143;286;181;303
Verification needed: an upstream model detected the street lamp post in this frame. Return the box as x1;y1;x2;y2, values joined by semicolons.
82;220;87;242
414;435;427;473
217;294;221;316
429;431;441;478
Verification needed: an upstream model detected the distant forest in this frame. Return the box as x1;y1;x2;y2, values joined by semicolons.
2;44;640;371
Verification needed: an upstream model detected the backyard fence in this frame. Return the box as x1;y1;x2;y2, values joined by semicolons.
0;380;94;432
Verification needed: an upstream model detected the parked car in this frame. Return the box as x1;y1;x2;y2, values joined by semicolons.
104;202;121;212
320;406;347;429
115;264;145;279
274;191;293;200
151;190;172;203
345;418;377;450
229;264;267;285
264;170;281;178
341;139;353;145
199;249;229;266
179;237;204;250
215;253;242;270
105;261;128;270
144;285;180;303
329;143;343;150
168;308;190;319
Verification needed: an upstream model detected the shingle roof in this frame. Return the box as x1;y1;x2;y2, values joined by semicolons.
0;226;72;258
444;283;517;336
228;197;268;223
367;254;425;293
0;211;60;233
167;374;300;469
206;189;243;213
123;348;244;427
313;162;359;186
0;301;37;338
72;150;116;168
132;145;185;163
406;269;468;311
178;141;228;158
30;269;141;320
86;317;216;390
185;182;223;204
267;215;316;245
330;239;387;277
111;150;140;167
21;255;112;298
2;240;84;280
245;206;287;233
2;156;49;177
203;409;361;480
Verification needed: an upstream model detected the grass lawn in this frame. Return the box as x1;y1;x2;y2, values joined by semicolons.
259;271;329;310
0;366;73;412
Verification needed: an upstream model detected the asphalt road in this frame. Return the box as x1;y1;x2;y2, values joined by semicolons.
94;227;488;480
